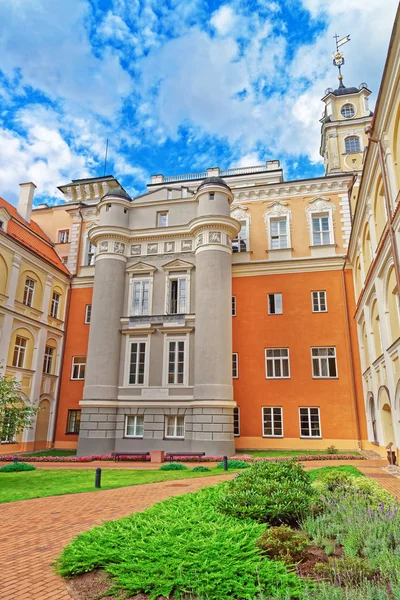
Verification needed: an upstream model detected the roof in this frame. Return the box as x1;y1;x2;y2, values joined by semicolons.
197;176;231;190
0;197;70;275
102;187;132;201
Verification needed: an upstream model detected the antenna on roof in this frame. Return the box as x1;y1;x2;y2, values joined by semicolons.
103;139;109;177
332;33;350;88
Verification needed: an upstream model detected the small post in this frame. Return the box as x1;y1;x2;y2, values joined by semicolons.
13;457;18;464
95;467;102;488
223;456;228;471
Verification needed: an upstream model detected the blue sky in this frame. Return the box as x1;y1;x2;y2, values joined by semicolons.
0;0;398;205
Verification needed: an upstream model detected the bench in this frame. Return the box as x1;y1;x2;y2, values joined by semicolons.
111;452;150;463
165;452;206;462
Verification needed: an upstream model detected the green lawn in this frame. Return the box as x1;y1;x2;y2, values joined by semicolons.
24;449;77;457
241;449;360;458
308;465;363;482
0;467;227;503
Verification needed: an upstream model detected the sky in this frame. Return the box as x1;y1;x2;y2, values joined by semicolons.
0;0;398;205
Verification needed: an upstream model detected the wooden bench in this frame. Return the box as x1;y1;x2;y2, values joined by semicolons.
165;452;206;462
111;452;150;463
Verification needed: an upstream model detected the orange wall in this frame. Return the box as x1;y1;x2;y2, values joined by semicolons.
54;286;92;446
232;269;367;448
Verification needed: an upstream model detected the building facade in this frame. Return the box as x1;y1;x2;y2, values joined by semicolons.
0;184;70;453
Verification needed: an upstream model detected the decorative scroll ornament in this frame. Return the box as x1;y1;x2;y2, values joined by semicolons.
305;196;336;231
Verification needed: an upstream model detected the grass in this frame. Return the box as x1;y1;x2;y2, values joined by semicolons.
0;467;226;504
24;449;77;457
56;485;303;600
241;450;360;458
308;465;364;482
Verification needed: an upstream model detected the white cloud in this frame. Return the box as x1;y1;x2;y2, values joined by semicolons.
210;5;237;36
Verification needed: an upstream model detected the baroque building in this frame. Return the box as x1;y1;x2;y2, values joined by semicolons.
0;184;70;452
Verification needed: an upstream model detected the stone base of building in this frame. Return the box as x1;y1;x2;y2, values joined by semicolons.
77;405;235;457
235;436;362;451
0;441;35;455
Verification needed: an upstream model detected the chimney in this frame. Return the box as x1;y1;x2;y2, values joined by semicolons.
18;182;36;223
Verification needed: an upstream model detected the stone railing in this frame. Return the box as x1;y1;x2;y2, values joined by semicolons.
129;314;186;325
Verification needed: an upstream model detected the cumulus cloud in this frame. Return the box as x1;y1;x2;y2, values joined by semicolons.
210;5;238;36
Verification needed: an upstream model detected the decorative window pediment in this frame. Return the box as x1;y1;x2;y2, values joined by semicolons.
264;201;292;250
162;258;194;272
230;205;249;221
127;261;157;274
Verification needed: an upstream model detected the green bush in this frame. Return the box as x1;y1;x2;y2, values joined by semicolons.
314;557;378;585
216;459;314;525
318;471;353;492
257;525;310;565
192;465;210;472
0;462;36;472
56;486;304;600
217;459;250;469
326;445;339;454
160;462;188;471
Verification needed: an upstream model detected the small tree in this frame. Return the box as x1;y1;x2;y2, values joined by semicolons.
0;372;40;443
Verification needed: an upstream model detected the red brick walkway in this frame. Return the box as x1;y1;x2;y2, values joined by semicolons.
0;474;232;600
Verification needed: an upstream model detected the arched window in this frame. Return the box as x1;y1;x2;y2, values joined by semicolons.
362;224;372;275
361;321;370;369
385;267;400;343
369;396;377;443
371;299;383;359
345;136;361;153
341;104;355;118
373;179;386;243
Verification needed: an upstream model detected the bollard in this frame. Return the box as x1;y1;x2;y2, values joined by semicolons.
223;456;228;471
13;457;18;464
95;467;102;488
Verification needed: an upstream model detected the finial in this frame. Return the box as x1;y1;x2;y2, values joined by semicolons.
332;33;351;87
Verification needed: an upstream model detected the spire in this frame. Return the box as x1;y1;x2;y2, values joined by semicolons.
332;33;351;88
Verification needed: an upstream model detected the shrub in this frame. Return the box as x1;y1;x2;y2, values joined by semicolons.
314;557;378;585
192;465;210;472
0;462;36;472
217;459;250;469
257;525;310;565
326;445;339;455
318;471;353;492
216;459;314;525
159;463;188;471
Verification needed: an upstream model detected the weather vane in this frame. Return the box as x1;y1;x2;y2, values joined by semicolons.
332;33;351;88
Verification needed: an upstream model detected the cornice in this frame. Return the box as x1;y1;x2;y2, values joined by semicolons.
232;175;352;202
232;255;347;277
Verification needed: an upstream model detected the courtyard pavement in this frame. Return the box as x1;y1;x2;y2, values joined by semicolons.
0;459;398;600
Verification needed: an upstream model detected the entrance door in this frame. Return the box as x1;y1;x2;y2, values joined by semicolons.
34;399;50;450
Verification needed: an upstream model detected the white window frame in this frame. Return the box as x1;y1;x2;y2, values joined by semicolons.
232;353;238;379
311;291;327;313
299;407;321;438
232;295;236;317
265;348;290;379
233;407;240;437
311;347;338;378
125;337;150;387
163;335;189;386
269;216;290;250
268;293;282;315
124;414;144;438
12;336;27;368
340;103;356;119
165;414;185;439
232;219;249;253
262;406;284;438
165;273;190;314
61;256;69;266
311;212;334;246
50;291;60;318
71;356;86;380
58;229;70;244
43;345;55;375
157;211;168;227
344;136;361;153
23;277;35;307
85;238;96;266
130;277;152;316
85;304;92;324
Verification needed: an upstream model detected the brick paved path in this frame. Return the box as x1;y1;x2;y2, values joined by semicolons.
0;474;232;600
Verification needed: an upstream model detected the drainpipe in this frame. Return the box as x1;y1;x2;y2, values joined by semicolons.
341;261;362;450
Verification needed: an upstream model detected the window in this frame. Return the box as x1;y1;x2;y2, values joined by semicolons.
23;277;35;306
58;229;69;243
86;242;95;266
299;407;321;437
232;220;249;252
312;214;331;246
165;415;185;438
209;193;215;201
233;407;240;436
43;345;55;374
132;279;150;315
265;348;290;378
311;347;337;378
129;341;147;385
312;291;327;312
157;211;168;227
270;218;288;249
232;353;238;379
12;336;27;368
50;292;60;318
345;136;361;153
167;277;187;314
85;304;92;324
263;407;283;437
232;296;236;317
66;410;81;434
168;340;185;384
341;103;355;118
0;220;4;230
268;293;282;315
71;356;86;380
61;256;68;265
125;415;144;437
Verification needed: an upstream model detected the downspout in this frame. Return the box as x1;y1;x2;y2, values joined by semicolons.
341;261;362;450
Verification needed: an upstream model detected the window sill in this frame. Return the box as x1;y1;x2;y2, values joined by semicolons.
262;435;284;438
123;435;144;439
300;436;322;439
70;378;85;381
265;377;290;380
312;310;328;313
65;432;80;435
312;376;338;380
165;436;185;440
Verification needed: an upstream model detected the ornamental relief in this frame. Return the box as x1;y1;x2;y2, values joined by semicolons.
98;241;109;253
147;243;158;255
164;241;175;253
181;240;193;252
196;234;203;248
130;244;141;256
209;231;222;244
114;241;125;254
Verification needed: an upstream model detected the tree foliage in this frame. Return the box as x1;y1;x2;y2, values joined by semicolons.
0;372;40;442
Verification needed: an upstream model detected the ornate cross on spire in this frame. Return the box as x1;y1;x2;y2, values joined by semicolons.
332;33;351;88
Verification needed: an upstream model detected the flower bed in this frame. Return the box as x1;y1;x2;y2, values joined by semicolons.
0;452;364;463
